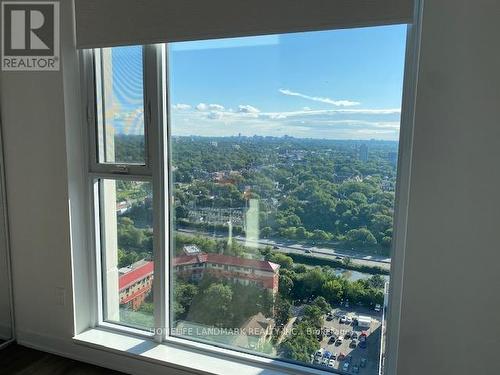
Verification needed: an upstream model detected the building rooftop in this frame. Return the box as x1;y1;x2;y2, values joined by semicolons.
119;260;154;291
173;252;280;272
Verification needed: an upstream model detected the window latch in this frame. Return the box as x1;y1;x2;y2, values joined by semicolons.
111;165;130;174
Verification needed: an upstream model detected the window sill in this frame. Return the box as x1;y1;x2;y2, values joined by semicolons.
74;328;332;375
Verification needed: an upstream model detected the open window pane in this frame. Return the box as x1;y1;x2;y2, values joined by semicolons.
168;25;406;373
99;178;154;329
96;46;146;165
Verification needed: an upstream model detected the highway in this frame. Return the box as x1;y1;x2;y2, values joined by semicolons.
176;228;391;271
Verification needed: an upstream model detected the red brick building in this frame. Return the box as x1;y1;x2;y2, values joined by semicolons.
173;253;280;296
118;252;280;311
119;260;154;310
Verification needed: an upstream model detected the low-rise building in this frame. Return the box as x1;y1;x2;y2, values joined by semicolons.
173;252;280;296
118;260;154;311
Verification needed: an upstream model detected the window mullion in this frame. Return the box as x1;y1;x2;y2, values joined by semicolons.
144;44;168;342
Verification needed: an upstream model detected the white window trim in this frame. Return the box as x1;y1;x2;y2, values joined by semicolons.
75;2;423;372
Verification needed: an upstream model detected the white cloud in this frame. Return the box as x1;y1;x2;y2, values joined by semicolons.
237;104;260;114
195;103;208;111
207;111;224;120
172;103;191;110
279;88;361;107
208;104;225;111
196;103;225;111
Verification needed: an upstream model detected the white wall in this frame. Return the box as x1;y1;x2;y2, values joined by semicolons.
397;1;500;375
0;0;499;374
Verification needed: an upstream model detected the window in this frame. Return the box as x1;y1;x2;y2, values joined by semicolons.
86;25;409;375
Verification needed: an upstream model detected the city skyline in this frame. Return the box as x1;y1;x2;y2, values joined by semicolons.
110;25;407;141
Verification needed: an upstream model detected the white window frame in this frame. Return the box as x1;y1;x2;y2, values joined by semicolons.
81;44;167;341
77;3;423;371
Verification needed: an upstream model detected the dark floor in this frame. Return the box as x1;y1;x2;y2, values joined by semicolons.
0;344;126;375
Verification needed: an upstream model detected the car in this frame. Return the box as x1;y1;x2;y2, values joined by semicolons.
328;336;337;344
351;331;358;339
337;353;346;361
345;316;353;324
305;249;312;253
360;358;367;368
315;348;325;357
326;314;333;321
314;357;322;365
344;331;352;339
352;317;359;326
324;351;332;359
272;245;280;249
352;365;360;373
339;315;347;324
322;357;329;365
331;352;337;360
335;256;343;260
335;337;343;345
374;304;381;312
328;359;335;368
343;362;350;372
350;339;358;348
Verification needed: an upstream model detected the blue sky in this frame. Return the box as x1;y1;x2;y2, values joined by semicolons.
110;25;407;140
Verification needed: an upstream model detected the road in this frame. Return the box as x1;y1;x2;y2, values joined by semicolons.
177;228;391;271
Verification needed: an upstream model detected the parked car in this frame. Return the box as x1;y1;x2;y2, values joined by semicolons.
339;315;347;324
360;358;367;368
314;357;322;365
328;359;335;368
351;331;358;339
350;339;358;348
272;245;280;249
345;331;352;339
374;304;381;312
326;313;334;321
324;351;332;359
322;357;329;366
335;337;343;345
329;336;337;344
345;316;353;324
331;352;337;360
315;348;325;357
343;362;350;372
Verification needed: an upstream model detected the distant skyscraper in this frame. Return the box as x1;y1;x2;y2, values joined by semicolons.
358;144;369;162
388;151;398;166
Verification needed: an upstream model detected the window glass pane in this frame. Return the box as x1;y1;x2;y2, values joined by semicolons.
96;46;146;164
99;179;154;329
168;25;406;373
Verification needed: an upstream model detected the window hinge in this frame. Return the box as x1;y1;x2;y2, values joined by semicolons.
86;105;93;127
